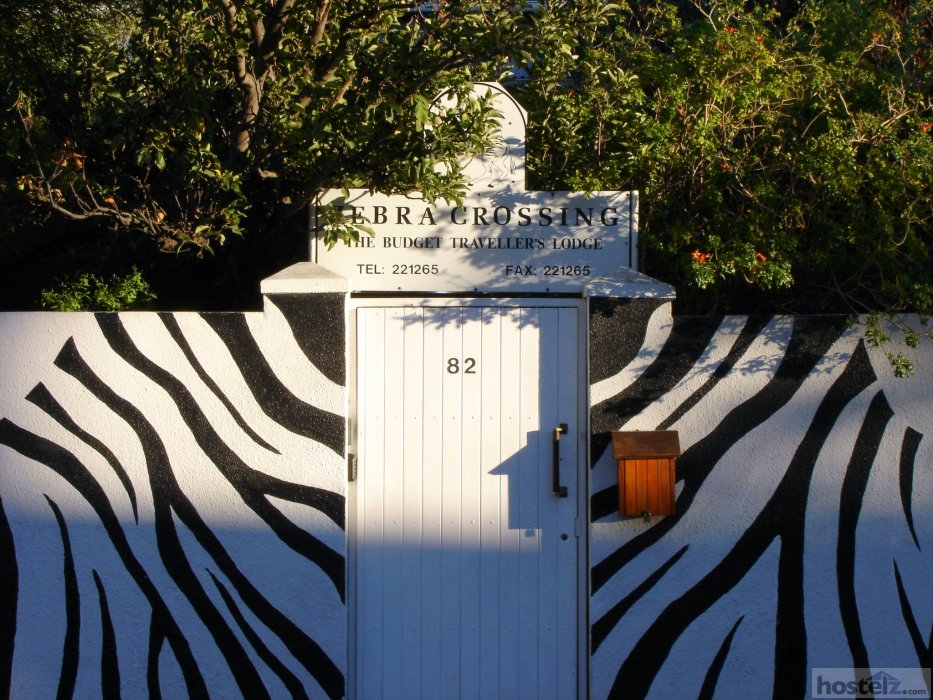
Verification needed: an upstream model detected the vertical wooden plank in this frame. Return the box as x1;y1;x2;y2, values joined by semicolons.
536;308;561;699
517;306;541;700
479;308;503;699
657;457;671;516
497;307;522;698
439;307;463;692
619;461;626;515
624;461;637;516
459;307;483;699
555;307;579;700
358;308;386;700
646;458;660;516
355;308;369;700
400;307;425;697
381;307;406;700
420;307;445;697
635;458;649;514
669;459;677;515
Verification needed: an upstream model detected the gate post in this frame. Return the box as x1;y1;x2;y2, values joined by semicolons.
260;261;351;693
261;261;351;402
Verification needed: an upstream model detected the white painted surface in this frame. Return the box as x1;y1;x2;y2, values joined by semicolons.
0;310;347;699
434;82;527;192
259;261;350;295
311;83;639;294
588;314;933;700
314;190;636;293
353;305;580;700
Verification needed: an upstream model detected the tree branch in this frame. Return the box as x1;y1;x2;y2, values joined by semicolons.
312;0;332;45
257;0;295;78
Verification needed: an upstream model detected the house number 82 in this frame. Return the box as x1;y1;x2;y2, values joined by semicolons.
447;358;477;374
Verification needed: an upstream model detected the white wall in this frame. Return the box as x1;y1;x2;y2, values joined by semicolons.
0;305;347;699
588;306;932;699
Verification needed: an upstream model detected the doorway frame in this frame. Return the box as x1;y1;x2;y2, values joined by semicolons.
346;295;590;700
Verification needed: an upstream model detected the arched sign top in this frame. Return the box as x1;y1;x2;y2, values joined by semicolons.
433;82;527;192
433;82;528;130
313;82;648;295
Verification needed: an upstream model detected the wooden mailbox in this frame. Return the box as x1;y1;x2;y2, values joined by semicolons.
612;431;681;518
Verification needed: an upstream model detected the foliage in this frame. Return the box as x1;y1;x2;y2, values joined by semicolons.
0;2;134;264
1;0;931;341
520;0;933;322
4;2;544;255
862;313;926;377
40;267;156;311
3;1;610;307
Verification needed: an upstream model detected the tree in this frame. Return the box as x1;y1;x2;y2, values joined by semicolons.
0;1;140;307
4;1;589;308
2;0;931;341
520;0;933;324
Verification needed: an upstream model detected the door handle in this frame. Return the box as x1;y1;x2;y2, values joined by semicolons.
552;423;568;498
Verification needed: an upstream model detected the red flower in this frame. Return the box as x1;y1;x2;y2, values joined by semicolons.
692;250;713;264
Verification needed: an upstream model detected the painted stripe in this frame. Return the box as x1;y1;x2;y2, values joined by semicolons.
591;545;688;652
209;572;310;700
241;308;345;417
92;571;121;700
146;612;167;700
602;339;877;699
589;315;778;512
590;302;673;406
0;497;17;700
697;616;744;700
770;341;875;698
199;314;345;455
158;314;280;455
0;419;210;697
92;316;345;531
658;315;773;430
264;294;346;386
51;364;275;700
591;317;850;583
899;427;923;551
589;298;668;384
836;391;894;674
591;315;724;433
27;383;140;524
893;561;933;674
51;337;346;696
46;496;79;700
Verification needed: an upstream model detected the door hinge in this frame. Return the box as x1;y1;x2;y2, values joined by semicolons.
348;453;357;482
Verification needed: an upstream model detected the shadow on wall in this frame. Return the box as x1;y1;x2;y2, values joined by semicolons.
0;509;346;699
0;305;350;699
587;302;933;700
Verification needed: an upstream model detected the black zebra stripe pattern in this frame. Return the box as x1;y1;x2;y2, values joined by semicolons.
0;296;347;699
1;294;929;699
588;300;932;699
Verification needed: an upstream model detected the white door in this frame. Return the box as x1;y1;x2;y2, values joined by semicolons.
353;305;581;700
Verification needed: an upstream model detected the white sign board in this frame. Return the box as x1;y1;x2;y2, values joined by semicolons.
311;83;638;293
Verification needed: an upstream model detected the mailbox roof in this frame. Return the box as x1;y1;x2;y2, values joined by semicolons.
612;430;681;459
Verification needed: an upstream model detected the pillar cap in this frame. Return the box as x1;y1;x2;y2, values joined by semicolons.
260;262;349;295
